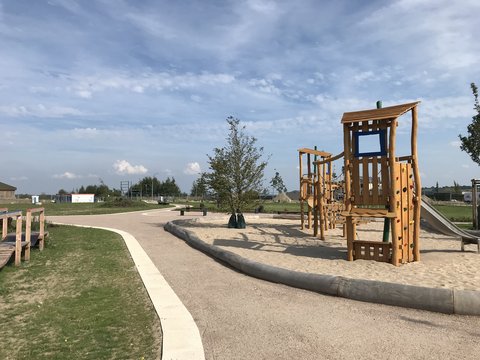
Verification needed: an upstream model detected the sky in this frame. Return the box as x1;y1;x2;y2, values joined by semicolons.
1;0;480;195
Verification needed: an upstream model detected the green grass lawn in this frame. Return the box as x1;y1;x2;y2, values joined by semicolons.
432;203;472;222
0;199;172;216
0;225;161;359
178;200;301;213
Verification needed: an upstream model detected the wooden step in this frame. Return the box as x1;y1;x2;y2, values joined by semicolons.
0;243;15;268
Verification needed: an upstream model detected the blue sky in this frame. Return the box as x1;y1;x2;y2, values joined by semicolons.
1;0;479;195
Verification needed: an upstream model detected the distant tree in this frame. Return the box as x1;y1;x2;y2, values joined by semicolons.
270;170;287;194
459;82;480;164
453;181;461;194
136;176;162;197
85;185;97;194
158;177;181;197
204;117;268;217
58;189;67;195
78;185;86;194
190;174;208;198
435;181;439;193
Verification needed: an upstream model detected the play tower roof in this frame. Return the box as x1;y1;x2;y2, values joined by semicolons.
341;101;420;124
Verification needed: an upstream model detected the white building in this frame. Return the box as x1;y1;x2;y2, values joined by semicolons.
71;194;95;203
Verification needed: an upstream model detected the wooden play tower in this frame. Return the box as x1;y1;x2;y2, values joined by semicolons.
341;102;422;266
298;148;332;236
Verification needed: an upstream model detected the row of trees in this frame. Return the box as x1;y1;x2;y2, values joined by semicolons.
132;176;182;197
58;180;120;198
58;177;183;199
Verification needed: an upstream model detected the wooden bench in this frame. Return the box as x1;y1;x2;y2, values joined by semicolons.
179;207;207;216
0;208;48;268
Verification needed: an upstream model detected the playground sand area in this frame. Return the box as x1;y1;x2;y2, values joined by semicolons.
179;216;480;291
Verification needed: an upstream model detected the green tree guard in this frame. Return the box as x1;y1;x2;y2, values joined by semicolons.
228;213;238;228
236;213;246;229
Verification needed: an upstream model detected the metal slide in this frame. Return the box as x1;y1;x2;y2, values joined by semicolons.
420;200;480;252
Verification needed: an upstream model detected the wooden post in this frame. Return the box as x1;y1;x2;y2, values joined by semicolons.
411;105;422;261
307;153;312;229
25;210;32;261
343;124;352;213
472;179;478;230
299;152;304;229
2;212;7;240
389;119;399;265
15;213;22;266
343;123;354;259
318;161;325;240
39;209;45;251
377;100;391;243
313;167;318;237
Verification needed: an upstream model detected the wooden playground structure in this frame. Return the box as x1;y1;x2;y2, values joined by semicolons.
0;208;47;268
298;102;422;266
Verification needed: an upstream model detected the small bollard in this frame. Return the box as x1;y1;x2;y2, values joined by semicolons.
203;209;207;216
180;209;185;216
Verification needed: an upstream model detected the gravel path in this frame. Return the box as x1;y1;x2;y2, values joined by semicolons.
49;210;480;360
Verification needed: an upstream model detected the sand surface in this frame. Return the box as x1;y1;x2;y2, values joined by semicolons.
179;215;480;291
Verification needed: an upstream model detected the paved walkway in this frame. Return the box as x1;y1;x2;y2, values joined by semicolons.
49;210;480;360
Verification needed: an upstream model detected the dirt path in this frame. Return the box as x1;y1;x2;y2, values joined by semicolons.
49;210;480;360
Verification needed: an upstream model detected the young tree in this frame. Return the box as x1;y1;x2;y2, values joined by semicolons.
270;170;287;194
459;82;480;164
204;117;268;222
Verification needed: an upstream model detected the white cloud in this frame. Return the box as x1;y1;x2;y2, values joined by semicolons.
353;71;375;82
0;104;83;118
10;176;28;181
357;0;480;71
70;71;236;98
72;127;98;139
462;164;470;169
76;90;92;98
247;0;277;13
190;94;202;102
53;172;79;179
450;140;461;147
113;160;148;175
184;162;201;175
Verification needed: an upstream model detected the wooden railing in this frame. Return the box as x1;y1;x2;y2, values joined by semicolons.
26;207;46;260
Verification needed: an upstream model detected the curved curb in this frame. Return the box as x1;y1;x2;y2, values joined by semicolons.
165;220;480;316
52;222;205;360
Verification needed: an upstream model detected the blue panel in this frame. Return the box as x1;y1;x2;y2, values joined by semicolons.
353;130;387;158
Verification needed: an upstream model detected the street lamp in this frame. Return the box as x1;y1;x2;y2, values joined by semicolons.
151;173;158;200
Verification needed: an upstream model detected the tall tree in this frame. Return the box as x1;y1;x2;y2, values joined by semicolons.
204;117;268;215
270;170;287;194
459;83;480;164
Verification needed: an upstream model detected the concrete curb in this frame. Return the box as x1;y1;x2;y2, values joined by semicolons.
165;220;480;316
52;222;205;360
